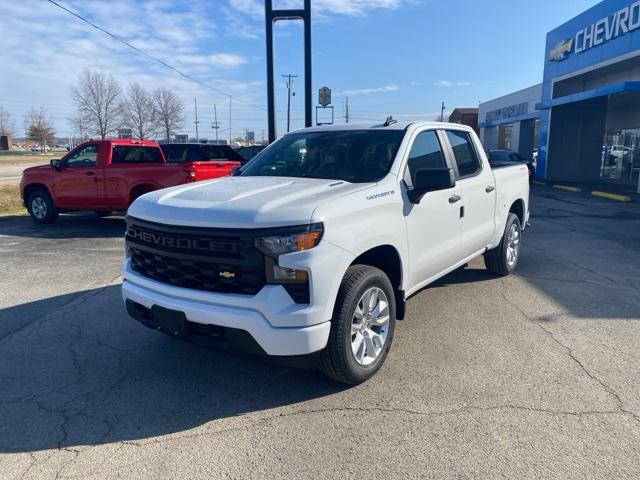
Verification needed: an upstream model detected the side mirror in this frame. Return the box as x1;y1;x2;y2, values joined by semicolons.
50;159;62;170
407;168;455;204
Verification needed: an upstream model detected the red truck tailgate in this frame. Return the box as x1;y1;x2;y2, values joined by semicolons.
190;160;241;182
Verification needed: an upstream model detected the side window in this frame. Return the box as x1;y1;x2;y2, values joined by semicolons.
65;144;99;168
446;130;481;177
406;130;446;182
187;146;206;162
163;146;188;163
200;145;225;159
112;146;163;164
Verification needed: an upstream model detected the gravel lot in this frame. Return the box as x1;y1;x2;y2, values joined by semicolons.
0;187;639;479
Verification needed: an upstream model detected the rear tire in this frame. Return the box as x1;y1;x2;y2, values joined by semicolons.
319;265;396;385
27;190;58;224
484;213;521;276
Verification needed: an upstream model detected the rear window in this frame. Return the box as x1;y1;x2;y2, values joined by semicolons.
112;146;163;164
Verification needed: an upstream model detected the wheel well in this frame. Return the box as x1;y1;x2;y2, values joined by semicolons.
23;183;49;202
509;199;525;225
351;245;405;319
129;184;158;205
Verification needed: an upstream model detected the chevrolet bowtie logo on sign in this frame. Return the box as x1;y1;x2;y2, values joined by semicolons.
219;271;236;279
548;38;574;62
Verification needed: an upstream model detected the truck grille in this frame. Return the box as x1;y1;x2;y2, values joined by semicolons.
125;217;266;296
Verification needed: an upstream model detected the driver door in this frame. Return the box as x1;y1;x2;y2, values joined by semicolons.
403;129;463;288
53;143;101;209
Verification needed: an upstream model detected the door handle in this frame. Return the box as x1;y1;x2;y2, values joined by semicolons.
448;194;461;204
485;185;495;193
85;171;95;176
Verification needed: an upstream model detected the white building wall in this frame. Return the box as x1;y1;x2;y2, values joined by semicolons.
478;84;543;125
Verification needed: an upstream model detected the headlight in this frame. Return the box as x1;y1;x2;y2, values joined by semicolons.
255;223;323;258
255;223;323;304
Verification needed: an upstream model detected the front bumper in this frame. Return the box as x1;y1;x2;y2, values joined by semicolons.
122;277;331;356
121;239;353;356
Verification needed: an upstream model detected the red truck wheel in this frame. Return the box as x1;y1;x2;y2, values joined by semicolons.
27;190;59;224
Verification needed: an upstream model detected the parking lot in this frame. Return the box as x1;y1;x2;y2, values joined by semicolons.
0;187;639;479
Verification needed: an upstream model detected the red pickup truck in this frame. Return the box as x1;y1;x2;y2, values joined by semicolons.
20;139;240;224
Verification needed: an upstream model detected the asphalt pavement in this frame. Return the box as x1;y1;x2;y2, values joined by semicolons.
0;187;639;479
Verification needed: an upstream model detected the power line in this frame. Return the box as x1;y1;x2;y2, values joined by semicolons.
45;0;266;112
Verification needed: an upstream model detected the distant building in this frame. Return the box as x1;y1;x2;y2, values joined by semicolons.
117;128;133;139
448;108;479;134
0;135;12;151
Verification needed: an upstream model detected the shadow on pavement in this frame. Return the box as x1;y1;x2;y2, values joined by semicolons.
0;285;346;453
0;214;126;239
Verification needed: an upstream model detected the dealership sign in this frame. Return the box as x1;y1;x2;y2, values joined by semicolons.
485;102;529;122
548;0;640;62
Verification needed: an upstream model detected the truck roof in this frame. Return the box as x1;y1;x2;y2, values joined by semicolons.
81;139;159;147
288;121;473;134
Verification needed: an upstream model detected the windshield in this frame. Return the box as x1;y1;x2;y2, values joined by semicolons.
239;130;405;183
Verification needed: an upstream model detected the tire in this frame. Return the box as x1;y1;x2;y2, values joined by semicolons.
484;213;522;276
320;265;396;385
27;190;58;224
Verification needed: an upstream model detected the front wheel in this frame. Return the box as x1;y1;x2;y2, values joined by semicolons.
319;265;396;385
27;190;58;224
484;213;522;276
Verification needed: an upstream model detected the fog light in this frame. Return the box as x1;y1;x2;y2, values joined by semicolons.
272;265;308;281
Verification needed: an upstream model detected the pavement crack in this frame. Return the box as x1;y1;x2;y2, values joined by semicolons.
498;279;640;428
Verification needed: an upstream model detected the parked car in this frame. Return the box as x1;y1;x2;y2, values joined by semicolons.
122;122;530;384
160;143;243;180
488;149;535;184
235;145;267;161
30;144;50;152
20;139;235;224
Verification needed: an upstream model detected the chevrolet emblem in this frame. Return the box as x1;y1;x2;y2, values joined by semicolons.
219;271;236;279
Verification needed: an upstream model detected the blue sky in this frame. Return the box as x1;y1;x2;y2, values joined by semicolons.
0;0;601;140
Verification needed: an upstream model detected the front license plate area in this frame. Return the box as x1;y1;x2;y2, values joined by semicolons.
152;305;187;337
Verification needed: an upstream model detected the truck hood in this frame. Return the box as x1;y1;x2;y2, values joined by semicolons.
23;165;51;174
128;176;371;228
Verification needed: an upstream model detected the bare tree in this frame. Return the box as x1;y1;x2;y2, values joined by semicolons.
0;105;17;137
153;87;184;142
121;82;157;140
71;69;122;139
25;108;55;152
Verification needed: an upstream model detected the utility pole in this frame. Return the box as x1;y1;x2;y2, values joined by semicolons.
261;129;265;144
194;98;200;142
345;97;350;123
282;73;297;133
440;101;446;122
211;104;220;142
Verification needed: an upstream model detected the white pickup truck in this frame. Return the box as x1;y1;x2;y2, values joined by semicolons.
122;122;529;384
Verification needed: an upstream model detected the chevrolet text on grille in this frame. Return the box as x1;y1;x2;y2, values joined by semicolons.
127;227;230;252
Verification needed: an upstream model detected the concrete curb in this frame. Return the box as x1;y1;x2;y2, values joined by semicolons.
553;184;582;192
591;191;632;202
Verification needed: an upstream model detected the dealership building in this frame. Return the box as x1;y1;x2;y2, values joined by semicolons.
479;0;640;192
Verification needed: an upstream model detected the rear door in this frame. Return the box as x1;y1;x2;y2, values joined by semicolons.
52;143;102;209
443;130;496;258
403;129;463;287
